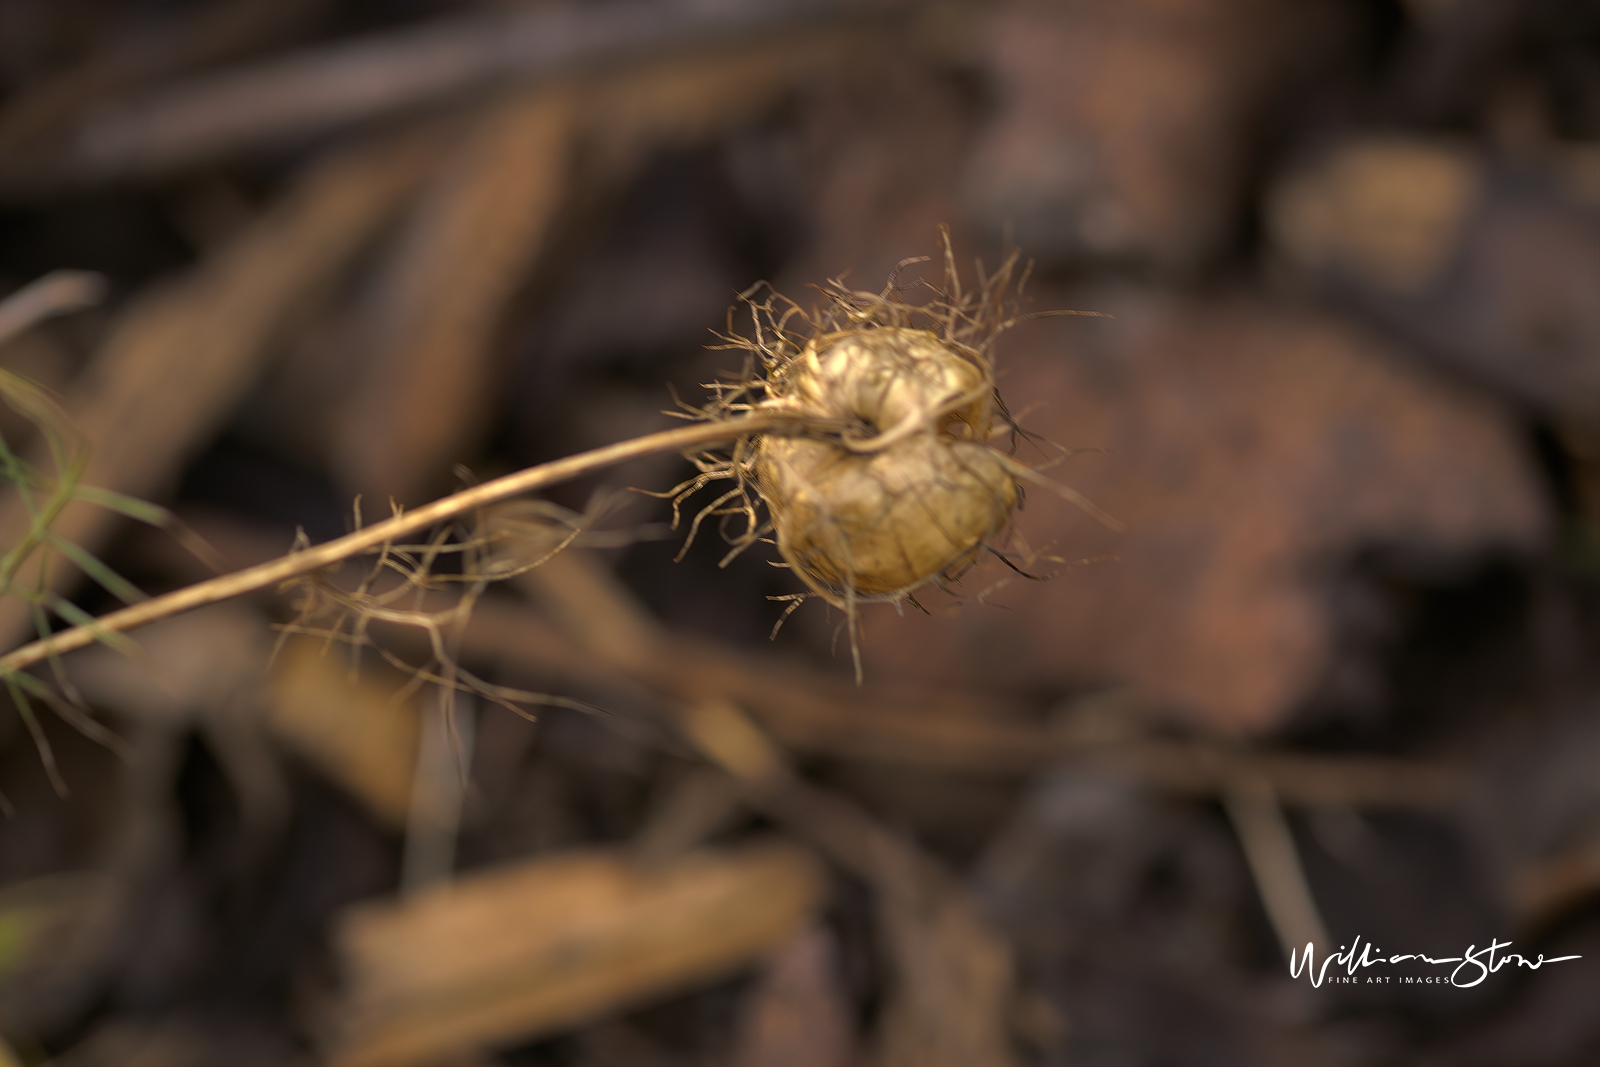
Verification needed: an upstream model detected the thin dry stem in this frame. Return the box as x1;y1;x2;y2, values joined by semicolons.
0;413;797;678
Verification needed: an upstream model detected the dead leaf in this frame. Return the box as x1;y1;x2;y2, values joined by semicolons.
268;637;422;830
320;841;825;1066
851;291;1550;731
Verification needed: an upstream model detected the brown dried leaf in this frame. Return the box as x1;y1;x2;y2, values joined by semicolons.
320;841;824;1067
334;92;574;506
853;293;1551;730
267;637;421;830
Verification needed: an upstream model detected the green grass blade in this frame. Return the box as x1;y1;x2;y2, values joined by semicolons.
44;532;147;605
10;670;133;763
4;677;65;797
70;486;173;527
42;594;138;656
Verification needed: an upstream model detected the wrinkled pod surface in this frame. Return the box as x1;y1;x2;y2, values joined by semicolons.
754;326;1018;607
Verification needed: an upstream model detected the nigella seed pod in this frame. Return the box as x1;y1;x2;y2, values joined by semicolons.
658;227;1117;679
754;327;1017;603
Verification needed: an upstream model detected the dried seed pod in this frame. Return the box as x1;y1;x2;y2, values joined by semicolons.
754;326;1017;604
659;228;1113;677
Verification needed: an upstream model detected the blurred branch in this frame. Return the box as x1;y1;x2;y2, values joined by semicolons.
0;0;330;187
510;551;1464;808
1221;773;1331;962
1105;739;1462;809
0;272;105;348
9;0;894;189
399;695;474;896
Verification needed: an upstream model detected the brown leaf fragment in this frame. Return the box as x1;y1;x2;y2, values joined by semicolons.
334;92;574;506
319;841;824;1067
1270;138;1486;297
267;637;422;830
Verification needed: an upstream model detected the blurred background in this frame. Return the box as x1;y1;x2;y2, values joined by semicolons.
0;1;1597;1064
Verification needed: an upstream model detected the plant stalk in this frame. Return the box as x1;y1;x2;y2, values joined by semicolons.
0;413;793;677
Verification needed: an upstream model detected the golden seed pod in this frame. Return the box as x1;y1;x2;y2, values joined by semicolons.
755;326;1018;606
667;228;1093;669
